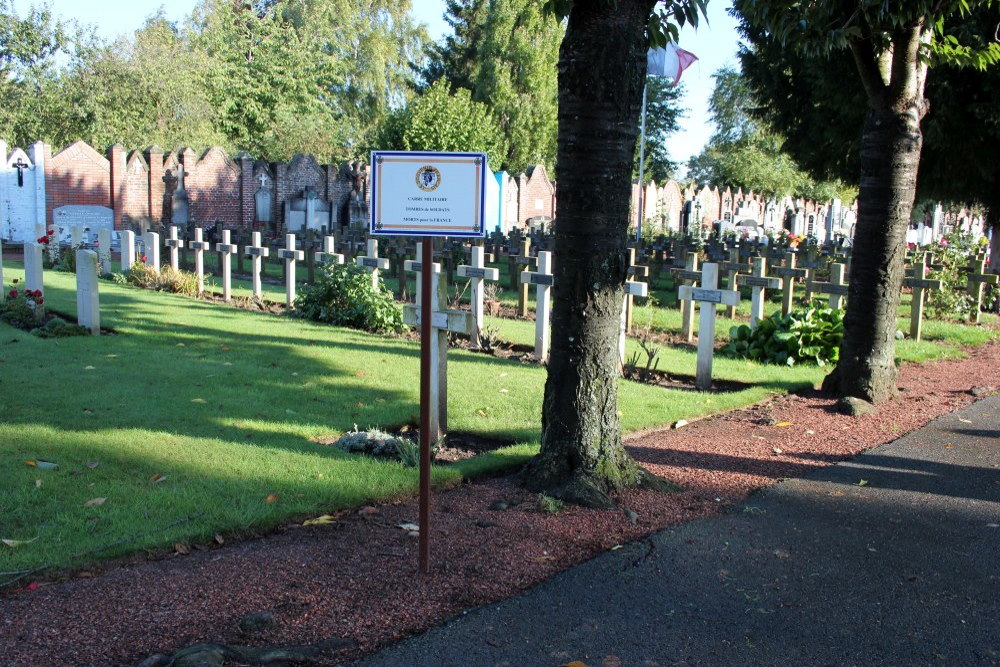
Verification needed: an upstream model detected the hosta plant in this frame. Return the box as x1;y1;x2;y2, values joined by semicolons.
721;302;845;367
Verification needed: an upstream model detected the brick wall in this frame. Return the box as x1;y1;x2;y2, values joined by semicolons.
516;164;555;225
45;141;112;225
183;147;241;227
122;151;150;225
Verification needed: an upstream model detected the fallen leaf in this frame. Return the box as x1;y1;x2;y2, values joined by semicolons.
86;461;100;469
176;343;185;347
84;497;106;507
82;408;94;415
355;371;366;377
24;582;39;591
224;362;233;366
857;480;869;487
264;493;279;503
397;522;420;532
773;549;790;558
221;346;231;352
532;555;557;562
805;429;815;435
775;421;792;427
772;447;783;455
84;365;95;370
672;419;688;429
499;388;509;394
174;542;190;555
2;536;39;548
610;545;623;551
149;473;167;484
303;514;337;526
829;491;846;497
945;443;955;449
191;398;206;403
104;354;118;358
214;534;225;545
958;418;972;424
34;479;41;488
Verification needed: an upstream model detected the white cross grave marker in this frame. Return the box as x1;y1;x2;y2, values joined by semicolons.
457;245;500;349
737;257;782;330
165;225;185;271
315;234;344;266
808;262;849;310
520;250;554;363
244;231;270;298
773;251;807;316
965;255;998;324
70;224;83;248
404;242;442;307
277;233;304;307
215;229;239;302
678;263;741;391
620;277;648;364
143;231;161;272
188;227;212;294
75;249;100;335
120;230;136;272
672;252;701;342
719;246;749;319
356;238;389;289
624;247;650;334
903;252;942;341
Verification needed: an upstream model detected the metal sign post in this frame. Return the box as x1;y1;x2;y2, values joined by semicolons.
370;150;487;574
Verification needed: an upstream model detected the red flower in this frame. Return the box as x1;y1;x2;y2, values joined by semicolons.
46;230;54;236
8;290;17;299
141;254;149;263
36;298;43;305
37;236;46;243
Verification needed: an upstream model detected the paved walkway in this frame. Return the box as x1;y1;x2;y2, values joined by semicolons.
355;395;1000;666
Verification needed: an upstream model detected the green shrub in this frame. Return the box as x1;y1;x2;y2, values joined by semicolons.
721;301;844;366
0;285;45;330
295;263;404;334
31;317;90;338
923;233;993;320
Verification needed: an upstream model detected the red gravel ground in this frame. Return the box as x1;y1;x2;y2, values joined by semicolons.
2;342;999;666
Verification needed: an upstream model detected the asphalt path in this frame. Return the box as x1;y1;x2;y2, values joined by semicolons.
354;394;1000;667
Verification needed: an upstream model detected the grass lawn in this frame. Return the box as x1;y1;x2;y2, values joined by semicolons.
0;259;995;580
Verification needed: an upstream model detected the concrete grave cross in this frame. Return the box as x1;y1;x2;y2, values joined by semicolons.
903;252;942;341
619;276;649;365
315;234;344;266
356;239;390;290
624;247;650;334
143;231;161;272
120;230;137;272
75;249;100;335
215;229;240;302
964;255;998;324
244;231;270;298
520;250;554;363
457;245;500;349
513;237;537;317
188;227;213;294
737;257;782;330
404;242;443;307
671;252;701;342
678;263;741;391
165;225;185;271
277;233;304;307
773;251;808;317
808;262;849;310
718;246;750;318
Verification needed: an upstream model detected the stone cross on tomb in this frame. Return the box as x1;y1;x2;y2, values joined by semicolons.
143;231;161;272
520;250;554;363
258;172;268;189
277;233;304;307
808;262;849;310
513;237;537;317
402;258;474;442
718;246;750;319
671;251;701;342
678;263;741;391
75;249;100;335
964;255;998;324
215;229;239;302
737;257;782;330
244;231;270;298
457;244;500;349
404;242;443;307
188;227;212;295
624;247;650;334
773;251;808;316
356;239;389;290
165;225;185;272
619;274;648;366
903;252;942;341
315;234;344;266
120;230;136;272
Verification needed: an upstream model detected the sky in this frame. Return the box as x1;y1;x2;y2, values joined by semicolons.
11;0;741;173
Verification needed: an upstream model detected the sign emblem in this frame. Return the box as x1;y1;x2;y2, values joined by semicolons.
415;165;442;192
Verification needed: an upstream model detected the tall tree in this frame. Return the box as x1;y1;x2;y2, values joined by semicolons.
733;0;999;406
522;0;707;508
421;0;490;91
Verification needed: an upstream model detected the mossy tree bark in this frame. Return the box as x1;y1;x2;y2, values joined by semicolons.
522;0;677;509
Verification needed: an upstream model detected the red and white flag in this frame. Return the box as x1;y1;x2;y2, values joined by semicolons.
646;43;698;86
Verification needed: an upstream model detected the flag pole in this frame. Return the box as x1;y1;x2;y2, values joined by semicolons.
636;81;647;244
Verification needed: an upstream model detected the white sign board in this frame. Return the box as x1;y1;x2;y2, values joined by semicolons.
370;151;487;238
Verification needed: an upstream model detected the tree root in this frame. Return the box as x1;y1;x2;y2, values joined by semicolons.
522;466;682;510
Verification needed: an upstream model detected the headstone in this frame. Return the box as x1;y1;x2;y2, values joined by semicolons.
965;255;999;324
171;167;189;225
75;249;100;335
245;231;270;298
520;250;554;362
903;252;942;341
737;257;782;330
188;227;211;294
284;187;331;233
53;205;114;246
70;224;84;248
277;233;304;307
165;225;185;272
23;240;43;294
97;227;112;275
143;231;161;272
809;262;849;310
457;245;500;349
678;263;740;390
356;239;389;290
120;230;136;272
254;186;273;224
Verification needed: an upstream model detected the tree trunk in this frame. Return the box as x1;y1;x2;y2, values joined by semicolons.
823;74;926;404
522;0;675;508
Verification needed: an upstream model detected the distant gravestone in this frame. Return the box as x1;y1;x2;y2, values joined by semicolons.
24;240;44;294
97;227;112;275
171;168;190;225
143;231;161;272
54;205;113;246
76;249;100;335
254;187;273;223
120;230;136;272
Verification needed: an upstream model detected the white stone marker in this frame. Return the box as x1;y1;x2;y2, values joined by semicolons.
215;229;239;302
737;257;782;330
404;242;442;306
457;245;500;349
0;237;5;302
143;231;161;272
672;252;701;342
355;239;389;290
315;234;344;265
620;278;648;364
165;225;185;271
520;250;554;363
23;240;44;294
277;233;304;307
188;227;212;294
678;263;741;391
903;252;942;341
70;224;84;248
808;262;849;310
402;267;474;441
120;230;136;272
76;249;100;335
244;231;270;298
624;248;650;334
97;227;112;275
